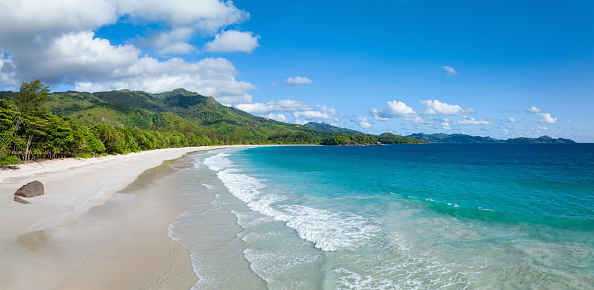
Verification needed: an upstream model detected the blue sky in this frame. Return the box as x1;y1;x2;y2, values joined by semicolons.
1;0;592;141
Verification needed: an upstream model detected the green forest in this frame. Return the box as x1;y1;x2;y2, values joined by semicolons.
0;80;425;165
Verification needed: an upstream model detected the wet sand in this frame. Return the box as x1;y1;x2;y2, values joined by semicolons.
0;147;232;289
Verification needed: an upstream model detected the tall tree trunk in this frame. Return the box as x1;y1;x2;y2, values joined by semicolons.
24;135;32;161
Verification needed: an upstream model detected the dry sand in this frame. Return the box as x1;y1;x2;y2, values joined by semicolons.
0;146;232;289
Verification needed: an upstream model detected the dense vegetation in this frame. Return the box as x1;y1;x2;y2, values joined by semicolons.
409;133;576;144
304;122;363;134
4;80;570;166
1;81;425;165
320;133;427;145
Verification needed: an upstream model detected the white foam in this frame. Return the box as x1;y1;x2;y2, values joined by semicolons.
205;152;382;251
204;153;232;171
280;205;382;251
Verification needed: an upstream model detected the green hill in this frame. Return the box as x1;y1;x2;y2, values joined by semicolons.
36;89;336;142
304;122;363;134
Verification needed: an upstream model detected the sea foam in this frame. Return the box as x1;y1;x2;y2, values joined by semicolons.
204;152;381;251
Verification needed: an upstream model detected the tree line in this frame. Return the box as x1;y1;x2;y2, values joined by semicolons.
1;80;426;166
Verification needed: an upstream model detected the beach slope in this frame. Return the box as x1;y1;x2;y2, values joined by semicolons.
0;147;226;289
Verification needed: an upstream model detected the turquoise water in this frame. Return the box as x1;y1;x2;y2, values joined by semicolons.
191;144;593;288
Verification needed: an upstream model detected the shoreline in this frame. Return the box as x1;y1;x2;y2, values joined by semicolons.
0;146;242;289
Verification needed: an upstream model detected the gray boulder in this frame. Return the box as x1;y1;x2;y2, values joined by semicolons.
14;181;44;198
14;196;30;204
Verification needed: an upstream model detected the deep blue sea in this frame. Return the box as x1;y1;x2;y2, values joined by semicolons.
177;144;594;289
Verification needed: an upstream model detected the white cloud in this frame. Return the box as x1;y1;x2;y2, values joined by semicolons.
372;101;416;119
356;116;371;128
527;106;543;113
265;113;289;123
371;108;390;121
566;120;572;123
359;122;372;128
204;30;260;53
406;116;434;124
0;0;256;104
292;111;337;121
76;82;112;92
440;66;458;76
538;113;557;124
457;117;493;125
284;76;312;85
509;117;517;123
537;125;549;130
317;104;336;114
116;0;247;33
140;27;196;55
235;100;314;114
371;100;434;124
270;82;279;87
442;122;451;130
420;100;475;115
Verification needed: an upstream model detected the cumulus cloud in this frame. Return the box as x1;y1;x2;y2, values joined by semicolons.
509;117;517;123
372;101;416;119
235;100;314;114
442;122;452;130
292;111;337;121
356;116;372;128
440;66;458;76
420;100;475;115
317;104;337;115
204;30;260;53
284;76;312;85
265;113;289;123
116;0;247;33
538;113;557;124
371;100;433;124
406;116;434;124
457;117;493;125
0;0;257;104
140;27;196;55
527;106;543;113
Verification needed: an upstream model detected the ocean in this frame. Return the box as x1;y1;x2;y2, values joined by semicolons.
171;144;594;289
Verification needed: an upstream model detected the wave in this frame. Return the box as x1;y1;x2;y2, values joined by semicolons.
204;152;382;251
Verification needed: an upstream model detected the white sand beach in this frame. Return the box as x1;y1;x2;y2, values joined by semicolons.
0;146;232;289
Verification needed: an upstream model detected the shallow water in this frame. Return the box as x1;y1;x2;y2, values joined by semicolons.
175;144;594;289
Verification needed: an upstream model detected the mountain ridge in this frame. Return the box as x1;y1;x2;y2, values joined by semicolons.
408;133;576;144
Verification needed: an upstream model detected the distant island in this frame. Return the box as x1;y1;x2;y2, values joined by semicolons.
408;133;576;144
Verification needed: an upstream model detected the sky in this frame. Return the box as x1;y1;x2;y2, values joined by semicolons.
1;0;593;142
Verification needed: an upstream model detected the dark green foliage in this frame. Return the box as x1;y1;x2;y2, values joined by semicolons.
15;80;50;116
304;122;363;135
378;133;428;144
320;135;351;145
268;132;315;144
0;155;21;165
320;134;377;145
0;83;436;163
45;89;334;143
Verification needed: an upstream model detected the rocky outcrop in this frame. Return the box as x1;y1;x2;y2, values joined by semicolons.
14;181;44;198
14;196;30;204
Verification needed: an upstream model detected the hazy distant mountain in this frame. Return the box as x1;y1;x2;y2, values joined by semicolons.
409;133;576;144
